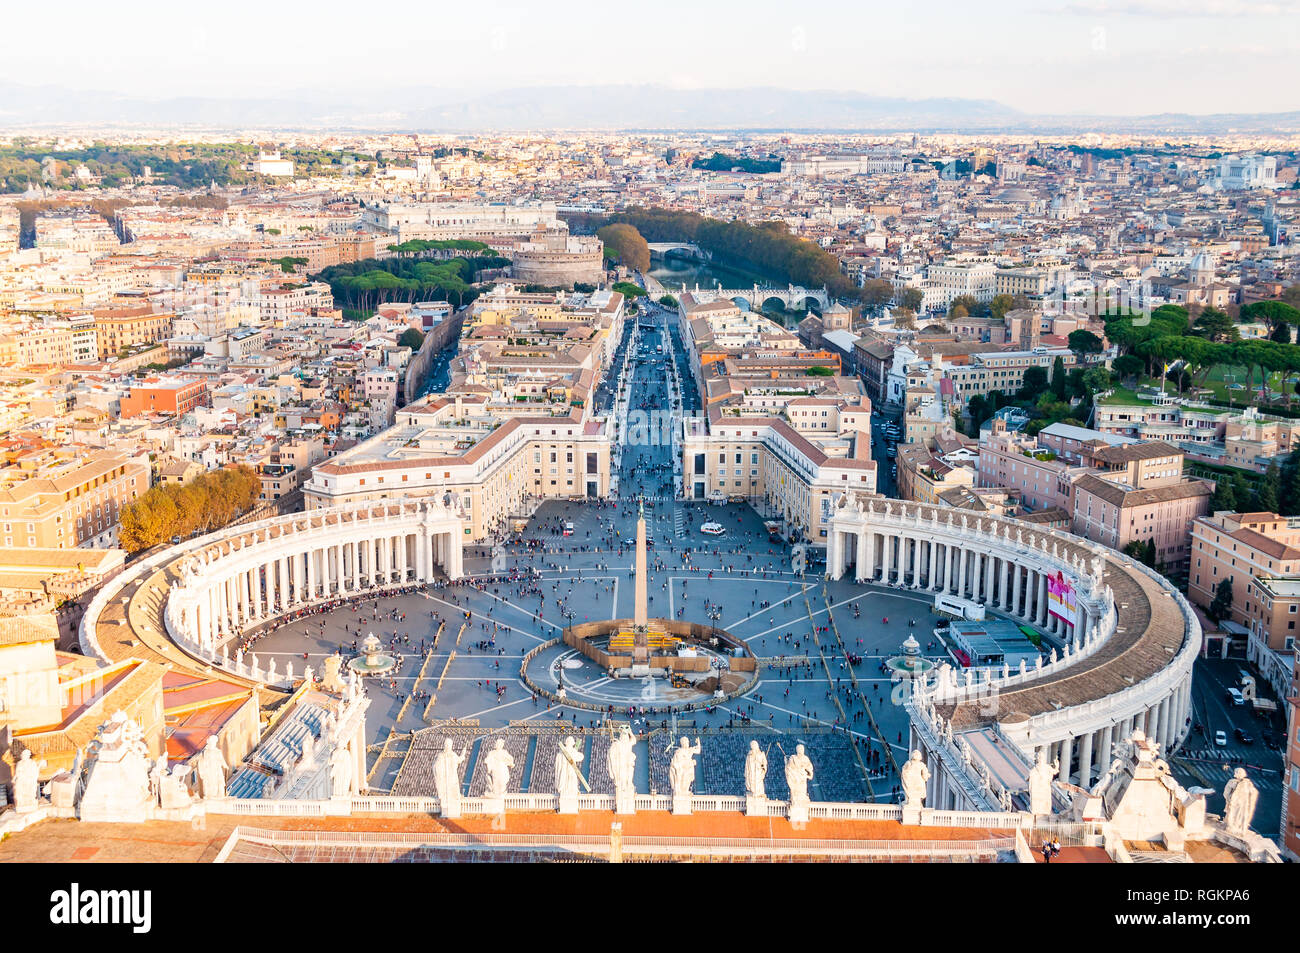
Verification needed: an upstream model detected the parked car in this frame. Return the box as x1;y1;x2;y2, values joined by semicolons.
1214;730;1228;747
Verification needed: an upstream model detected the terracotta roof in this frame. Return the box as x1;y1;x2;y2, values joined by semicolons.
1072;473;1212;508
1092;441;1180;465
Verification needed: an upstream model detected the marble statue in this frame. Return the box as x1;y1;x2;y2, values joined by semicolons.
669;737;701;799
900;750;930;809
13;749;45;812
607;727;637;807
78;711;154;823
148;756;166;805
321;655;347;693
1222;768;1259;836
784;744;815;808
299;732;315;770
433;739;468;816
160;765;193;809
554;736;585;800
329;742;354;798
744;740;768;799
482;739;515;799
1028;747;1058;816
197;736;228;799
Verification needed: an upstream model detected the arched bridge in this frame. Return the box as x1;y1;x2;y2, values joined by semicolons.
647;242;709;260
682;284;831;313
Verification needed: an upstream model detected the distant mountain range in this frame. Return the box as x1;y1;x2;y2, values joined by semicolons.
0;82;1297;134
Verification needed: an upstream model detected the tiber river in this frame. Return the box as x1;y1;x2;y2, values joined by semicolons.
647;254;811;323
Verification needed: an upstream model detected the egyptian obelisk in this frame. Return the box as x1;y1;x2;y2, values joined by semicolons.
634;499;648;628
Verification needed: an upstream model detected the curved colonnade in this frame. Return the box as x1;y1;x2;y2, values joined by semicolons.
827;493;1200;811
76;498;470;685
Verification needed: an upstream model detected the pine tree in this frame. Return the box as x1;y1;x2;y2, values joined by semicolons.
1255;460;1281;514
1281;454;1300;516
1210;478;1237;513
1209;578;1233;623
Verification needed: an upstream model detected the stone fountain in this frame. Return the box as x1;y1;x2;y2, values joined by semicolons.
347;632;397;677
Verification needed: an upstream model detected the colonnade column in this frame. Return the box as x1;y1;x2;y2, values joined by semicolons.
1078;730;1094;789
1037;573;1049;627
1099;724;1114;771
928;541;938;590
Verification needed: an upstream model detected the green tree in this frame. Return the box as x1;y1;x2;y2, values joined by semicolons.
658;294;678;308
805;365;834;377
1240;300;1300;338
1050;356;1067;400
1209;578;1233;624
1255;460;1281;513
398;327;425;351
1113;354;1144;381
1080;366;1114;396
966;394;989;438
1280;451;1300;515
1192;307;1237;343
1068;329;1104;355
949;294;979;316
989;294;1020;321
858;279;894;310
899;288;924;313
1209;477;1237;512
1018;366;1049;400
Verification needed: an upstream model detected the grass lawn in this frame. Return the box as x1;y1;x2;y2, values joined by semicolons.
1132;367;1297;407
1100;385;1156;406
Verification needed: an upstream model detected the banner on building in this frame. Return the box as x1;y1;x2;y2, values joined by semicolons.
1048;571;1076;628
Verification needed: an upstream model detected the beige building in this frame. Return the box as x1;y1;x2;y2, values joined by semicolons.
0;449;151;549
681;396;876;544
1189;512;1300;685
93;307;175;359
303;394;612;540
1070;443;1213;573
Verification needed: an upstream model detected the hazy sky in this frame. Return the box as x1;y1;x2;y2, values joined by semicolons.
2;0;1297;115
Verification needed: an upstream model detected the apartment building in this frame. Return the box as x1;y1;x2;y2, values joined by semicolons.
944;347;1075;399
0;449;150;549
1070;442;1212;572
1189;512;1300;692
119;376;210;417
93;306;175;359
